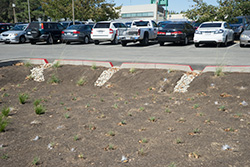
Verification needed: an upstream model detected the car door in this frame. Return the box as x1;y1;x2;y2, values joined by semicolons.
118;23;127;37
224;23;234;41
151;21;158;39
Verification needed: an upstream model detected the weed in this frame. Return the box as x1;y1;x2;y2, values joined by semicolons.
24;62;32;67
34;105;45;115
129;67;136;73
60;102;64;105
53;61;61;68
215;67;224;77
149;117;156;122
225;127;237;132
124;101;128;104
139;107;145;111
32;156;40;166
197;113;203;116
128;113;132;116
165;108;171;113
107;131;115;136
193;104;199;109
19;93;29;104
32;87;37;91
1;106;10;117
78;154;84;158
91;64;97;70
77;78;86;86
204;119;211;124
219;105;226;111
118;120;126;126
85;103;90;108
138;148;145;155
113;103;118;109
168;162;176;167
72;97;77;101
193;128;200;134
139;138;148;143
74;135;79;141
2;93;9;97
1;154;9;159
48;74;60;84
88;125;96;130
100;98;104;102
108;144;114;150
0;115;8;132
64;113;70;119
176;138;183;144
33;99;41;107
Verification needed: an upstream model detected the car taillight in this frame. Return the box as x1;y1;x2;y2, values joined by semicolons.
171;31;183;35
157;31;166;35
41;23;44;29
61;31;64;34
109;28;113;34
91;29;93;34
73;31;80;34
138;29;141;35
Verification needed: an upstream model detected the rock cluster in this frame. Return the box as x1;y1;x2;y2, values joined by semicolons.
94;67;119;87
174;72;200;93
29;63;52;82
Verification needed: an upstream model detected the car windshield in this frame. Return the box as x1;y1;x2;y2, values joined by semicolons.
163;24;184;29
246;25;250;30
11;25;27;31
133;21;149;27
94;23;110;28
200;23;222;28
67;25;82;30
61;23;69;28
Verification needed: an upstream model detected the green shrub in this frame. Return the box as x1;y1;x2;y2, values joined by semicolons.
1;107;10;117
33;99;41;107
19;93;29;104
0;114;8;132
77;78;86;86
35;105;45;115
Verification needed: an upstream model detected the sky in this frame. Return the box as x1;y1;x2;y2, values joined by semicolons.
113;0;218;12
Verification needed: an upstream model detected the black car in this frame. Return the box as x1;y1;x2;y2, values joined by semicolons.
0;23;14;33
157;22;195;46
62;24;93;44
26;21;64;44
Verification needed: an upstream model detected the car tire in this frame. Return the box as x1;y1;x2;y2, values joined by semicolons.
47;35;53;44
121;41;127;47
84;36;89;44
94;40;99;45
66;41;70;45
159;42;164;46
140;33;149;46
30;40;36;45
4;41;10;44
19;36;26;43
194;43;199;47
223;37;228;47
111;36;119;45
240;43;244;47
183;37;188;45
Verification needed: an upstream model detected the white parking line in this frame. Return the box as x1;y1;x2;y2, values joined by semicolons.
227;43;238;49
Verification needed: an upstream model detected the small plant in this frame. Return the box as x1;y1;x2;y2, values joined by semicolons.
48;74;60;84
138;148;145;156
104;144;115;151
24;62;32;67
32;87;37;91
78;153;84;159
219;105;226;111
149;117;156;122
124;101;128;104
225;127;237;132
168;162;176;167
100;98;104;102
77;78;86;86
2;93;9;97
197;113;203;116
113;103;118;109
0;114;8;132
193;128;200;134
129;67;136;73
128;113;132;116
85;103;90;108
165;108;171;113
1;154;9;160
53;61;61;68
19;93;29;104
33;99;41;107
74;135;79;141
32;156;40;166
118;120;126;126
60;102;64;105
176;138;183;144
193;104;199;109
1;106;10;117
64;113;70;119
107;131;115;136
214;66;224;77
88;124;96;130
72;97;77;101
139;107;145;111
204;119;211;124
34;105;45;115
91;64;97;70
139;138;148;143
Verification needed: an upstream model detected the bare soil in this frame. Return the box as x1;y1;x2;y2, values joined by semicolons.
0;64;250;167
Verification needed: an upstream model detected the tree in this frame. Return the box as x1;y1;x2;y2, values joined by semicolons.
0;0;14;23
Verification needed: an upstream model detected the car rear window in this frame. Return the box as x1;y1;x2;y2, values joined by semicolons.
67;25;82;30
94;23;110;28
163;24;184;29
27;22;39;30
133;21;149;27
200;23;222;28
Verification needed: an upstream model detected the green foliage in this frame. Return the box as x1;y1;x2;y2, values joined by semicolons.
34;105;45;115
0;114;8;132
91;64;97;70
33;99;41;107
77;78;86;86
48;74;60;84
19;93;29;104
168;162;176;167
129;68;136;73
32;156;40;166
107;131;115;136
1;107;10;117
215;67;224;77
52;61;61;68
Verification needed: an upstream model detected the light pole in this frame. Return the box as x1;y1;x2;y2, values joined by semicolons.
27;0;31;23
72;0;75;25
12;3;17;23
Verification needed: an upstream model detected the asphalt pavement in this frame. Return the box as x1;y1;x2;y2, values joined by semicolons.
0;41;249;70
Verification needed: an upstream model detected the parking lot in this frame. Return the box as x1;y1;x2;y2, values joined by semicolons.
0;41;249;70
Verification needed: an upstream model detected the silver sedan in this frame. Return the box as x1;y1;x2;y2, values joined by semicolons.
240;25;250;47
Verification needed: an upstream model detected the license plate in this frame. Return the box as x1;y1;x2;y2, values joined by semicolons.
31;31;37;34
27;32;31;34
166;33;171;35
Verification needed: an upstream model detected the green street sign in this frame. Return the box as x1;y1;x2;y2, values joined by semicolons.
151;0;168;6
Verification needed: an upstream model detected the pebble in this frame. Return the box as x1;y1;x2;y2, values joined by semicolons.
30;120;42;125
174;72;200;93
71;148;76;152
94;67;119;87
32;136;40;141
222;144;231;150
29;63;52;82
48;143;53;150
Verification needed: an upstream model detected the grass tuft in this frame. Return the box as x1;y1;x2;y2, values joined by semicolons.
19;93;29;104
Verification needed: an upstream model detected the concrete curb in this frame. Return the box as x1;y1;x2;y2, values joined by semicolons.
53;59;113;68
28;58;48;64
202;66;250;73
120;62;193;72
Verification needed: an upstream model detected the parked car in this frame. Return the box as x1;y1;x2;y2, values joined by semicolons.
229;16;250;39
157;22;195;46
191;22;201;30
60;21;82;29
240;24;250;47
62;24;93;44
0;23;14;34
158;21;172;27
125;22;132;28
91;21;127;45
194;21;234;47
26;21;65;44
119;20;158;46
1;23;29;44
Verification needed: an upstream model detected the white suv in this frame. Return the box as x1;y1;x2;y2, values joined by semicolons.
91;21;127;45
194;21;234;47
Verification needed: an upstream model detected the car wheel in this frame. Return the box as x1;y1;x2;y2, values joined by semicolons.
19;36;26;43
47;35;53;44
240;43;244;47
84;36;89;44
183;37;188;45
66;41;70;45
121;41;127;47
194;43;199;47
30;40;36;45
111;36;119;45
159;42;164;46
4;41;10;44
94;40;99;45
140;33;149;46
223;37;228;47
